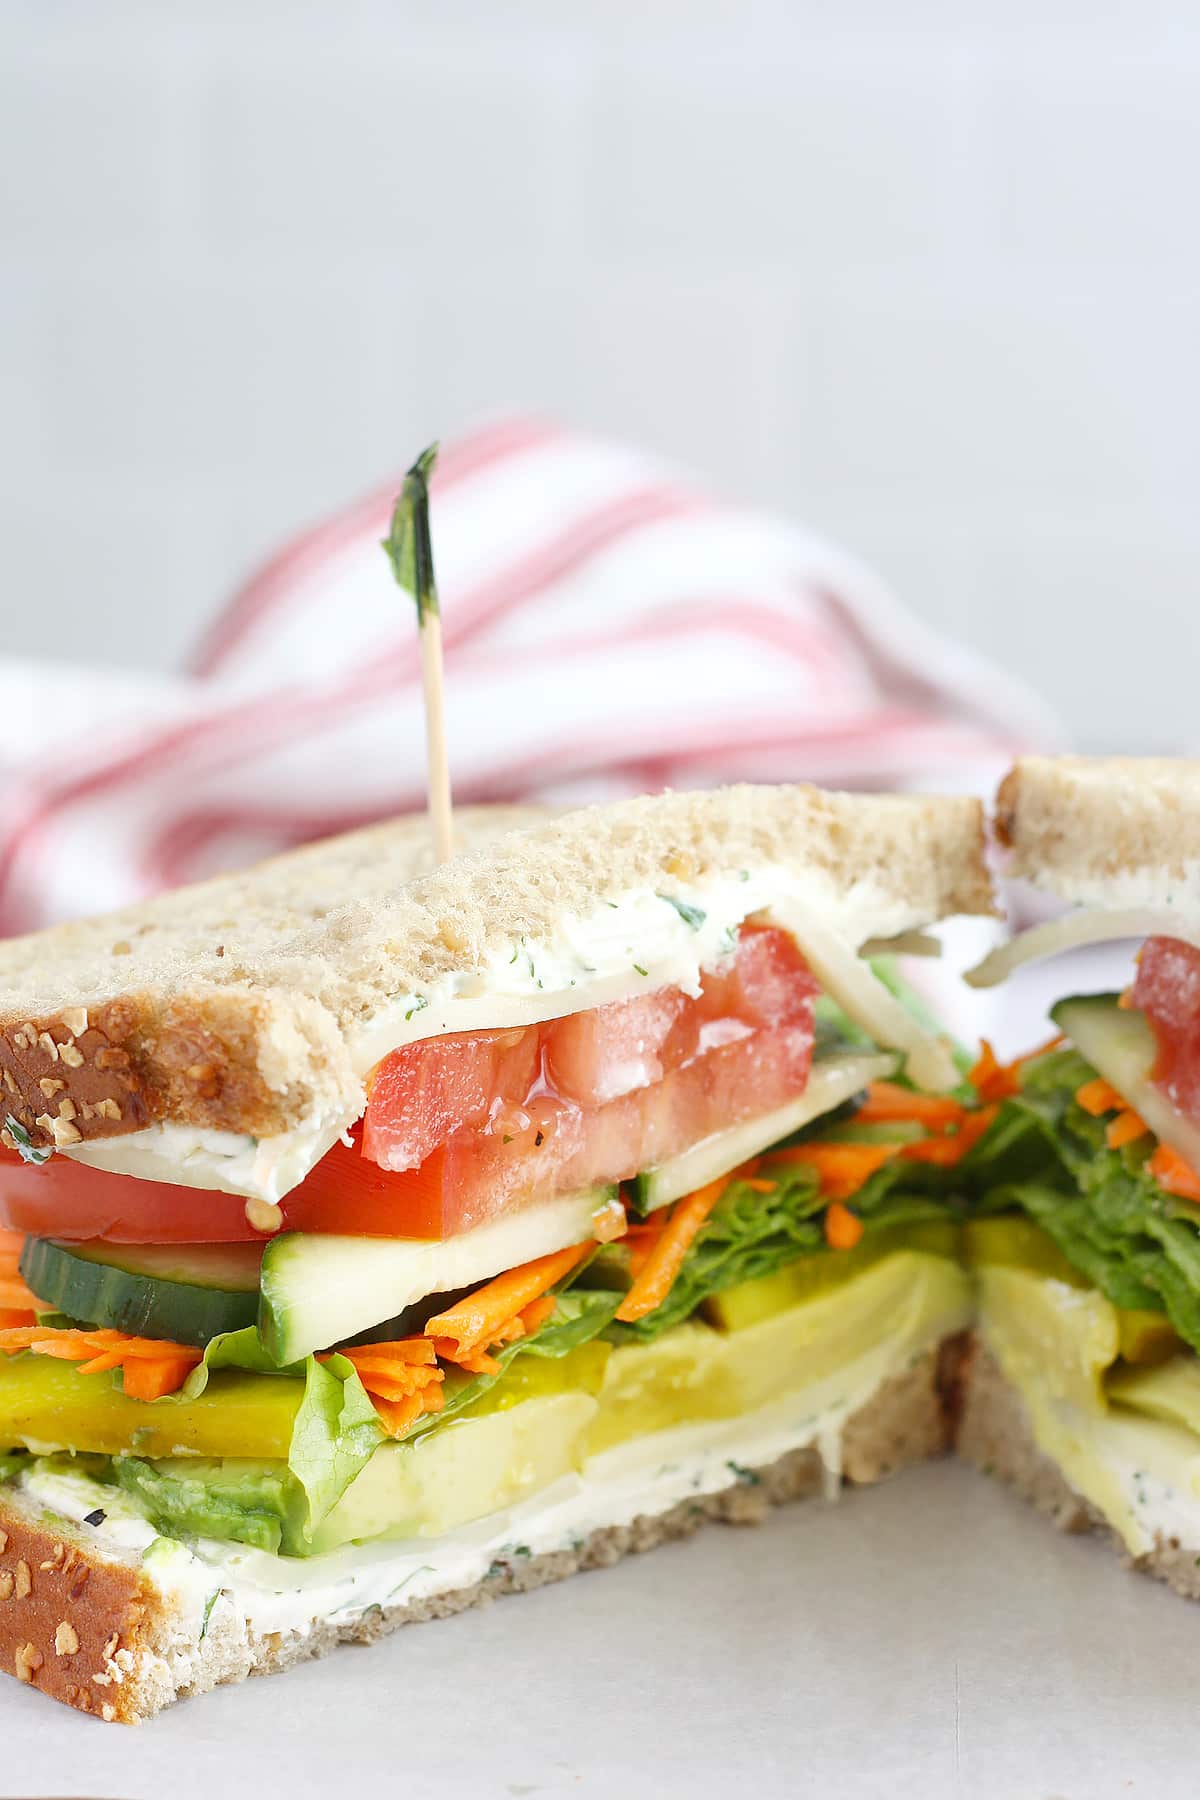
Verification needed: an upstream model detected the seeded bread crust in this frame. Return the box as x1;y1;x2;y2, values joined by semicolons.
0;787;994;1151
995;755;1200;905
0;1341;957;1723
957;1339;1200;1603
0;806;532;1155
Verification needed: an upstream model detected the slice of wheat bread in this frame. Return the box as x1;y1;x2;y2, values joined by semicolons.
0;804;534;1161
0;1341;958;1723
957;1339;1200;1604
0;785;994;1154
995;755;1200;907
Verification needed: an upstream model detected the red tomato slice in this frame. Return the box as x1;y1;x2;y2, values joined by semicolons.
358;926;818;1238
690;921;818;1030
0;1150;261;1243
299;1118;579;1239
363;1026;539;1172
1132;936;1200;1123
543;988;686;1107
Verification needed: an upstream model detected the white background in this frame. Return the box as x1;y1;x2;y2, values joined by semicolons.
4;2;1199;747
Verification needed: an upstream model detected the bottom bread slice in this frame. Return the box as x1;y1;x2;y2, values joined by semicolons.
957;1338;1200;1604
0;1339;958;1723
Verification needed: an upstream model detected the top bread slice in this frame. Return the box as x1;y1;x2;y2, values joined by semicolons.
0;785;994;1153
995;756;1200;907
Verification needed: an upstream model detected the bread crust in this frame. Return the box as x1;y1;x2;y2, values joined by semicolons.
0;988;351;1153
958;1338;1200;1603
0;1484;161;1723
0;788;994;1149
994;755;1200;904
0;1341;957;1722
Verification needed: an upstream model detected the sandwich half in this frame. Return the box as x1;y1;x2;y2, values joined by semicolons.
961;755;1200;1593
0;784;992;1721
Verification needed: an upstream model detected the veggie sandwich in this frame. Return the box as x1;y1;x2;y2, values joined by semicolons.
959;757;1200;1581
0;784;991;1720
5;759;1200;1724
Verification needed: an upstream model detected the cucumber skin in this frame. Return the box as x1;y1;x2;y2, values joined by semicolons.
1050;994;1158;1100
19;1238;259;1347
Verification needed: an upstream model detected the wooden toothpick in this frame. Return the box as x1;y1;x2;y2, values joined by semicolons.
382;444;454;863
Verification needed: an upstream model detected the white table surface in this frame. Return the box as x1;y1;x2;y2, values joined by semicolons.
5;940;1178;1799
4;1461;1195;1800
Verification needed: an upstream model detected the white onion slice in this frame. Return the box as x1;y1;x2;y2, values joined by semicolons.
965;907;1200;990
769;902;961;1092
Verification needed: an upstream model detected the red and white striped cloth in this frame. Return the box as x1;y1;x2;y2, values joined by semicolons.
0;419;1062;935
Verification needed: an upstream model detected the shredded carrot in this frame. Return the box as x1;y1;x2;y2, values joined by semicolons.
615;1177;729;1323
1117;987;1136;1010
967;1041;1020;1104
1076;1077;1124;1117
742;1177;778;1194
0;1325;201;1398
899;1105;999;1166
424;1241;591;1364
0;1276;39;1316
823;1199;864;1251
854;1082;965;1130
0;1231;38;1323
366;1386;444;1436
1107;1108;1149;1150
1149;1145;1200;1203
621;1218;667;1280
122;1354;202;1401
427;1298;551;1375
330;1339;446;1437
732;1156;762;1180
519;1293;558;1336
765;1142;897;1200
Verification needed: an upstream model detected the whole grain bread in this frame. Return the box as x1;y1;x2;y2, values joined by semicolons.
0;804;532;1156
995;755;1200;906
0;785;993;1153
0;1341;957;1723
957;1339;1200;1603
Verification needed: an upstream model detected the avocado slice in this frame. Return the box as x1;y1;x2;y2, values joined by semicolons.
705;1220;959;1333
114;1456;299;1554
961;1215;1090;1288
592;1250;972;1455
1116;1310;1184;1366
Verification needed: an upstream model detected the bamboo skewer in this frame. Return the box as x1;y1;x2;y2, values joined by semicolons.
417;608;453;863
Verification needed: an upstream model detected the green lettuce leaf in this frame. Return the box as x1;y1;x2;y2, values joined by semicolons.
964;1047;1200;1350
182;1326;299;1396
590;1162;961;1345
286;1352;384;1542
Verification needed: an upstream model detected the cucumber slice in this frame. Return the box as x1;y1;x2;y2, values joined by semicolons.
19;1239;262;1347
1052;993;1200;1176
631;1050;898;1214
821;1119;925;1147
259;1184;617;1364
